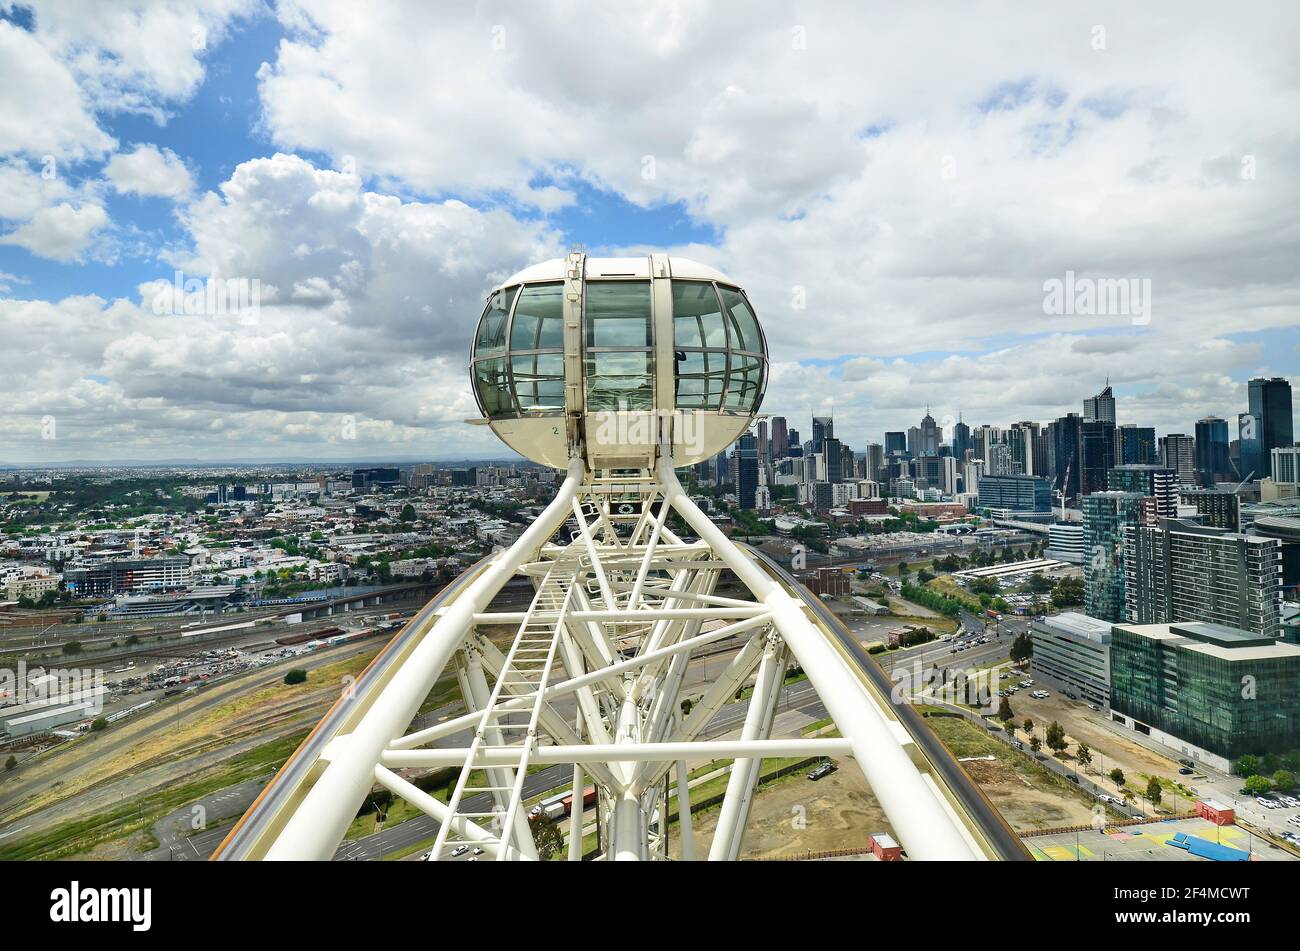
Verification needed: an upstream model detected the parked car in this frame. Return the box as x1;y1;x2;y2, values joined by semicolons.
1178;767;1194;775
807;761;837;781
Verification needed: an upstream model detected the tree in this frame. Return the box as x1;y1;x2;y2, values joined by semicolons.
1109;768;1125;787
1244;774;1272;796
1235;754;1262;777
997;697;1014;722
896;560;909;577
1145;776;1163;806
1045;721;1067;756
62;640;83;655
283;668;308;685
400;504;417;523
1004;719;1016;739
1273;769;1295;791
1076;743;1092;768
532;818;566;860
1029;735;1042;753
1009;633;1033;663
4;755;16;771
1022;718;1034;734
90;717;107;732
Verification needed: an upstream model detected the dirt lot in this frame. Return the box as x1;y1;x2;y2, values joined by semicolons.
1012;691;1186;794
925;715;1101;831
668;758;890;859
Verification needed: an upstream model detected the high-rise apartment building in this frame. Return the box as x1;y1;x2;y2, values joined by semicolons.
1107;464;1178;522
1124;518;1282;637
1082;491;1146;622
730;432;758;509
1159;434;1197;485
1179;488;1241;531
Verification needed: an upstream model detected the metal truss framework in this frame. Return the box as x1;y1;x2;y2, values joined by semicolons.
217;457;1010;861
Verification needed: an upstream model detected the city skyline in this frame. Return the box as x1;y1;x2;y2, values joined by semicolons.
1;4;1298;463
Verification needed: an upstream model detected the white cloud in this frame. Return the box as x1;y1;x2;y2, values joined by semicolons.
0;153;564;461
0;20;114;160
105;144;195;198
0;201;108;261
17;0;259;117
2;1;1298;461
0;161;71;220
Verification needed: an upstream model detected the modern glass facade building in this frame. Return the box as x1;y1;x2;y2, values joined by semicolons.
1194;416;1230;487
1248;376;1295;479
1117;425;1157;466
975;474;1051;512
1083;491;1146;622
1110;621;1300;769
1029;613;1113;707
1124;518;1282;637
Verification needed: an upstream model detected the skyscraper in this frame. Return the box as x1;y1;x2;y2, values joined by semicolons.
864;442;884;483
919;410;940;456
1193;416;1230;487
1248;377;1295;479
730;432;758;509
1082;491;1146;622
1117;424;1157;466
953;418;972;461
811;415;834;454
770;416;788;461
1084;383;1116;424
884;431;907;456
1079;420;1117;496
1237;412;1262;481
1049;413;1083;503
1159;433;1196;485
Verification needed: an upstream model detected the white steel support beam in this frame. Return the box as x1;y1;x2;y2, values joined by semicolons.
380;738;852;769
707;637;786;861
656;456;982;861
261;459;586;860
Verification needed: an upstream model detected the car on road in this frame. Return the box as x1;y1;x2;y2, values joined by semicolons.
1178;758;1195;768
1087;704;1099;712
1178;767;1194;775
451;845;470;857
807;761;837;781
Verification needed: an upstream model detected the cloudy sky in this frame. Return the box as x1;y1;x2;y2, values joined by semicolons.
1;0;1296;464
